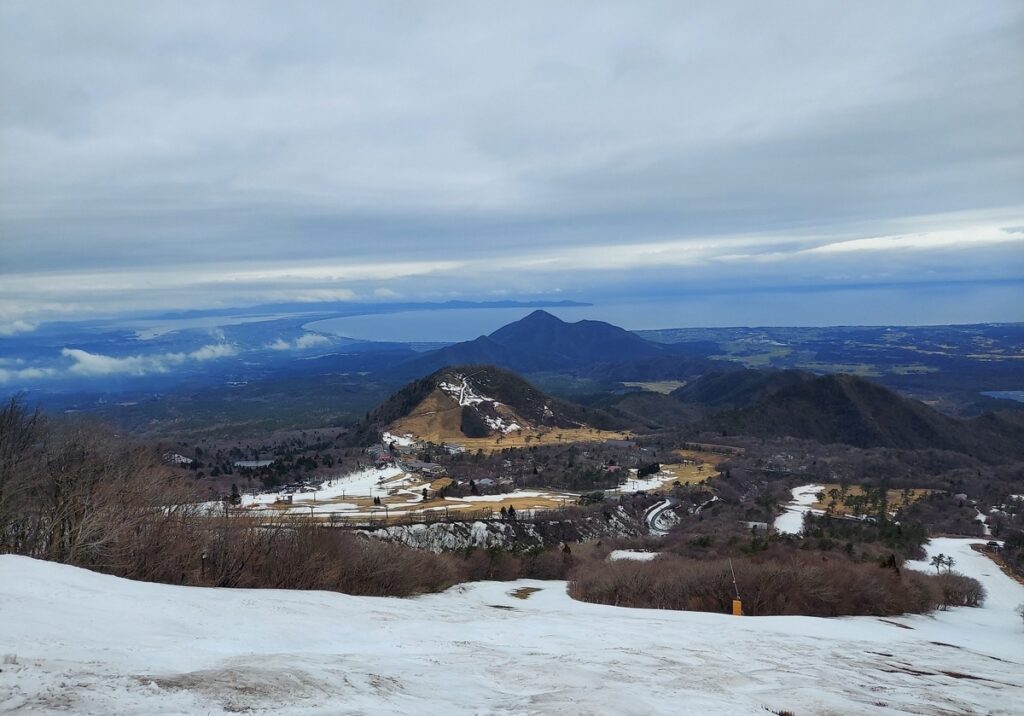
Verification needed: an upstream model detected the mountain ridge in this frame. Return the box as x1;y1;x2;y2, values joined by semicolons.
702;373;1024;461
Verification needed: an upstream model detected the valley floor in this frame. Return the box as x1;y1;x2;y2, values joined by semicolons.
1;538;1022;715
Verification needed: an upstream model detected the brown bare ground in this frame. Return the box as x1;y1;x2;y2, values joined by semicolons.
389;389;463;440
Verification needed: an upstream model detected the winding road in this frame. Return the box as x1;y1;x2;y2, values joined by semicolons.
644;498;678;535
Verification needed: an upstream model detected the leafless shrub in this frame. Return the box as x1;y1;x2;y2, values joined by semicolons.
568;553;958;617
933;572;986;608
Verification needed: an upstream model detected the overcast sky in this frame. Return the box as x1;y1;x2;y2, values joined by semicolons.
1;1;1022;329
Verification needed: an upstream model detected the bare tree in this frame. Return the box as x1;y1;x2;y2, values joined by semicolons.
0;395;44;554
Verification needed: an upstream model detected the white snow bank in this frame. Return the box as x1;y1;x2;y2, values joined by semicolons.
606;474;672;494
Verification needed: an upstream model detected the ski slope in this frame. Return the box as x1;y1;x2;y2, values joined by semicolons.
1;538;1021;715
774;483;824;535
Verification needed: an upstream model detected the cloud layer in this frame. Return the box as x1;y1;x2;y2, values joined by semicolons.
1;2;1022;323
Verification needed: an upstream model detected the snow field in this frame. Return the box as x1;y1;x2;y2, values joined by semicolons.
1;535;1021;715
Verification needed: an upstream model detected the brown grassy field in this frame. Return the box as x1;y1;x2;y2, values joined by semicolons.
658;462;713;488
811;484;933;516
446;427;633;452
389;389;463;439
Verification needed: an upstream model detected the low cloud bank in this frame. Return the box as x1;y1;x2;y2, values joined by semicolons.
60;343;237;377
267;333;332;351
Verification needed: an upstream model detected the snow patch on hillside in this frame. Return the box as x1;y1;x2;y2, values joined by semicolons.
439;376;488;406
382;431;416;447
483;415;521;433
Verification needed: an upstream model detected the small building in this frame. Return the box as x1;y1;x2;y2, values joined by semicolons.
405;460;446;477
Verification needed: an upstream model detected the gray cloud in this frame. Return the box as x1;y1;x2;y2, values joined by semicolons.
1;1;1022;322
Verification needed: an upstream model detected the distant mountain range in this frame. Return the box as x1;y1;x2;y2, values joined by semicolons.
10;306;1021;441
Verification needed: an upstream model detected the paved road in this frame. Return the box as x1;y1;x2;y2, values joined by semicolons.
644;498;677;536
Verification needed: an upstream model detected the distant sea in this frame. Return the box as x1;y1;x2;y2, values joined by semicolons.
982;391;1024;403
305;283;1024;342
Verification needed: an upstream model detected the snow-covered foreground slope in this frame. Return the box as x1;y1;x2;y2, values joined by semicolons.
1;538;1022;715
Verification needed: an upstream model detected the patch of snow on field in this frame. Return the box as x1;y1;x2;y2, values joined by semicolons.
1;538;1022;715
773;484;824;535
606;473;672;494
460;491;566;503
608;550;660;562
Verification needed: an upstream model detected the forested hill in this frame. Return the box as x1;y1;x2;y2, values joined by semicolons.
702;373;1024;462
